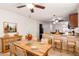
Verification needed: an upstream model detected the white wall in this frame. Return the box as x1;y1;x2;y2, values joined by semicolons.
42;22;51;33
0;9;40;37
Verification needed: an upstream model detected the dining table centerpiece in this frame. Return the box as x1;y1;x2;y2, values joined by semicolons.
25;34;33;45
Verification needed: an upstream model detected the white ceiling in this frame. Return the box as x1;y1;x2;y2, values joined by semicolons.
0;3;78;21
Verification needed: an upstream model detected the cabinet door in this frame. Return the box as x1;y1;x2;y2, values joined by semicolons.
2;39;9;53
69;13;78;28
0;39;2;52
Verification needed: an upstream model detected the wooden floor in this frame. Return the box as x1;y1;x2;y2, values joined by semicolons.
48;48;79;56
0;48;79;56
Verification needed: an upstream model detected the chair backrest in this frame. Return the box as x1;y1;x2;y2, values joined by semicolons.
41;38;49;43
42;32;50;39
66;36;76;47
54;38;60;41
53;35;61;40
53;35;62;43
67;36;76;42
32;36;38;41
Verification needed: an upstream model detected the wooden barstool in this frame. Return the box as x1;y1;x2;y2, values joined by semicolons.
67;40;76;53
53;35;62;52
67;36;76;54
54;39;62;52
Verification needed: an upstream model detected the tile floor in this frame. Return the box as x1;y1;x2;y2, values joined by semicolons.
0;48;79;56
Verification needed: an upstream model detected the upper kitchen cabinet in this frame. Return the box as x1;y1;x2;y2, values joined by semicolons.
69;13;78;28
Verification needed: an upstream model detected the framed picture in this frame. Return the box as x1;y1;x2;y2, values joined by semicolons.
3;22;17;33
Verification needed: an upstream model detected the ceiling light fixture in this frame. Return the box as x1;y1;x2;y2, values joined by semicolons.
27;4;34;9
51;14;63;24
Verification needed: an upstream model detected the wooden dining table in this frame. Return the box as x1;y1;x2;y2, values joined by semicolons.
12;39;52;56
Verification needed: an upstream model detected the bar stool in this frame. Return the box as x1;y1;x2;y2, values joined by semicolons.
53;35;62;52
67;36;76;54
54;39;62;51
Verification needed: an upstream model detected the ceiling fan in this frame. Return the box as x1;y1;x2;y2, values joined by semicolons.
17;3;45;13
50;14;66;24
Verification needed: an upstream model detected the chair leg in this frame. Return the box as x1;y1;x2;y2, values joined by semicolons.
73;46;76;55
60;43;62;53
53;42;56;50
23;50;27;56
10;52;12;56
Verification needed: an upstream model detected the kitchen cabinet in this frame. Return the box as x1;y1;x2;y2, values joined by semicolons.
0;39;2;52
69;13;78;28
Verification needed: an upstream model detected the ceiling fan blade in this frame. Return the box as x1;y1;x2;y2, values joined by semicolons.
17;5;26;8
30;8;34;13
59;20;63;22
59;20;67;22
34;4;45;9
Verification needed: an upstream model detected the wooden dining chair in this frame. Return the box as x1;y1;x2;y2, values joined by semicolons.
9;42;27;56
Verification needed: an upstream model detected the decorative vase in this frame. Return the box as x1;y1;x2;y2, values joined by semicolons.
27;34;32;41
